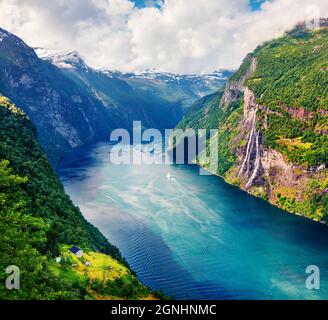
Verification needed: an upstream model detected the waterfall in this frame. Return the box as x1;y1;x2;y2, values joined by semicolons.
238;110;257;178
245;130;262;189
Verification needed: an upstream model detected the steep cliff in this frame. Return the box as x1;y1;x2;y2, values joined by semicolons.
176;20;328;223
34;49;184;132
0;28;124;166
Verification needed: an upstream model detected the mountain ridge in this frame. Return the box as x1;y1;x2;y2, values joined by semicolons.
35;47;232;112
0;27;122;166
35;47;231;81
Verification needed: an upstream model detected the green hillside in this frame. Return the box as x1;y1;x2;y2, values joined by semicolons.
247;27;328;111
0;96;154;299
176;91;223;131
247;28;328;167
175;24;328;222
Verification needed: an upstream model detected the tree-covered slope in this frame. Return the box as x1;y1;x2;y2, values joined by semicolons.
247;26;328;111
0;96;154;299
176;91;223;131
175;21;328;223
245;27;328;168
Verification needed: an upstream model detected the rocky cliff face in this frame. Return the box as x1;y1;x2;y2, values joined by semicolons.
213;55;266;190
34;49;186;132
178;22;328;223
0;28;123;165
219;55;257;108
227;84;327;220
218;70;328;221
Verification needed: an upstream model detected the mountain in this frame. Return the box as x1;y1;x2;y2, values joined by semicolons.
174;19;328;223
0;95;157;300
35;48;230;111
100;68;232;110
34;49;184;132
0;28;228;167
0;28;126;166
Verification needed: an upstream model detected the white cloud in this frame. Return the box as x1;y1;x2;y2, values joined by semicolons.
0;0;327;74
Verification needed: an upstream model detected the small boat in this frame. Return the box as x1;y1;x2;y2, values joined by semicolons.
166;173;174;180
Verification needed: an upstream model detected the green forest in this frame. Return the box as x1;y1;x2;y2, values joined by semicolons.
247;27;328;111
0;95;153;299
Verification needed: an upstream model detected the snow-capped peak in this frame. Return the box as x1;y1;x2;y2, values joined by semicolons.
100;68;230;82
35;47;232;82
34;48;88;70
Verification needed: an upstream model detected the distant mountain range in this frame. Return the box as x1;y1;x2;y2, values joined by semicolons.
0;27;231;166
100;68;231;108
35;48;231;110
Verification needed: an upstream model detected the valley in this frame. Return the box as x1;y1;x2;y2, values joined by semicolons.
1;17;328;301
58;140;328;299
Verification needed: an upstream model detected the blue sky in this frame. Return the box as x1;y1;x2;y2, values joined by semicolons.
249;0;267;10
132;0;164;9
131;0;267;11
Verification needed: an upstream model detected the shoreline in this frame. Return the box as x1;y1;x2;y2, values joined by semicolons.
195;161;328;228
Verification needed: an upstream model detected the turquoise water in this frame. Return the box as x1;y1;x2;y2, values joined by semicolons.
58;141;328;300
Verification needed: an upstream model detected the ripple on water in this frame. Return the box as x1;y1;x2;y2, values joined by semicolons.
59;141;328;300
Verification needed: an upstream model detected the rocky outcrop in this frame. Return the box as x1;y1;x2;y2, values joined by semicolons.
284;106;315;121
219;55;257;108
219;81;243;108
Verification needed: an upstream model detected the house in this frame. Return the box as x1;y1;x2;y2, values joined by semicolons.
85;261;91;267
69;246;83;258
55;257;62;263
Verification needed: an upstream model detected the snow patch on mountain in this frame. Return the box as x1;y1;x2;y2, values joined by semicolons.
35;48;88;70
100;68;230;83
35;48;232;83
0;29;8;43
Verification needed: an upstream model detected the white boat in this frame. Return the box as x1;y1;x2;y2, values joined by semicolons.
166;173;174;180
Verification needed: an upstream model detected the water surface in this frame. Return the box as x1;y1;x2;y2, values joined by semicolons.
58;141;328;300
